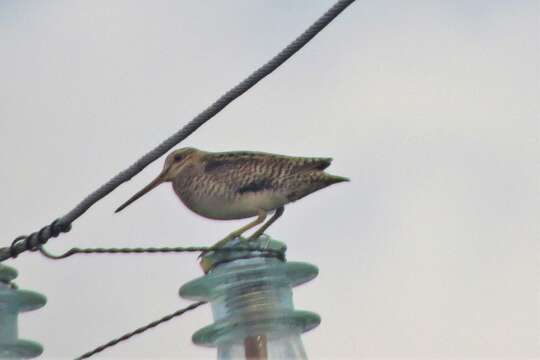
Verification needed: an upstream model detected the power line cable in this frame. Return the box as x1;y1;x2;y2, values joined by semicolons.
3;0;356;262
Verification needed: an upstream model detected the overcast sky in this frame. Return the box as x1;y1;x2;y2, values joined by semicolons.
1;1;538;359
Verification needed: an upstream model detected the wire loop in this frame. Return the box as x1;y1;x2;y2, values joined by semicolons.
9;219;71;258
9;237;26;258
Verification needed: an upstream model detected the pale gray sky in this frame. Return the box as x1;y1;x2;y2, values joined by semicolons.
1;1;538;359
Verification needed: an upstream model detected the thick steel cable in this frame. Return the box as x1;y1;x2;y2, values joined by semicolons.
2;0;356;261
75;301;207;359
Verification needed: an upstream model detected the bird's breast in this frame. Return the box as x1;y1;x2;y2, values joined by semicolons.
176;188;287;220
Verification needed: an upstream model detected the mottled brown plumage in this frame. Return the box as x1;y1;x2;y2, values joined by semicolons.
116;147;348;245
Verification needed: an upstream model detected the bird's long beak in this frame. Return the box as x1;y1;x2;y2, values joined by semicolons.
115;167;169;213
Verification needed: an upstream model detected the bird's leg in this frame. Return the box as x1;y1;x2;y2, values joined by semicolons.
212;209;267;248
248;206;285;241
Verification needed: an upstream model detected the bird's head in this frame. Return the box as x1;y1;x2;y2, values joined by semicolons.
115;147;198;213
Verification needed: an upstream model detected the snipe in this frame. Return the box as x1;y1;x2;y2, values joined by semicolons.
116;148;348;246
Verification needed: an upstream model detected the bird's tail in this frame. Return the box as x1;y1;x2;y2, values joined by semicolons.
324;174;350;184
285;171;349;202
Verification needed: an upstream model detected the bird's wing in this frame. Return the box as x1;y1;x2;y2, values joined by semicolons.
201;151;333;196
203;151;332;176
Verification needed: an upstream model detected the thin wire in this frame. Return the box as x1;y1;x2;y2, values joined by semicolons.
2;0;356;261
37;244;285;261
75;301;207;360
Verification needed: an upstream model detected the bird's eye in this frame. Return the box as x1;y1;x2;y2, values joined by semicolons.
174;154;183;162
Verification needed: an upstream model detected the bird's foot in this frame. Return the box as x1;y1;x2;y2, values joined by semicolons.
198;234;241;262
246;232;262;242
203;232;267;256
212;234;240;249
247;232;272;249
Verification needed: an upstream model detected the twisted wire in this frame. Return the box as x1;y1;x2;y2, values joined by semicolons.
1;0;355;262
75;301;207;360
37;244;285;261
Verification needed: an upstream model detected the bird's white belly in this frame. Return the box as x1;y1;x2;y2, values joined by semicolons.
186;191;287;220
